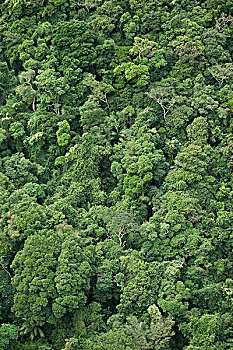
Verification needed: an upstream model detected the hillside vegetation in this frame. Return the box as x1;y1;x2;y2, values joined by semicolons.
0;0;233;349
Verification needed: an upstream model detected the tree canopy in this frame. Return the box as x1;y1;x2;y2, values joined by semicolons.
0;0;233;349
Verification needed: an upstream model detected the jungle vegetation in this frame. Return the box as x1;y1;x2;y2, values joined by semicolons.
0;0;233;349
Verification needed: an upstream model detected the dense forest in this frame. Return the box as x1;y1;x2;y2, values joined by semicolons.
0;0;233;349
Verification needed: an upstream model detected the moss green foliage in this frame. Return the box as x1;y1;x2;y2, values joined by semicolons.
0;0;233;349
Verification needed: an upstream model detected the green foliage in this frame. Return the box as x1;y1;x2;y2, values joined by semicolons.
0;323;18;350
86;306;174;350
56;120;70;147
11;232;61;332
1;0;233;348
54;236;92;318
